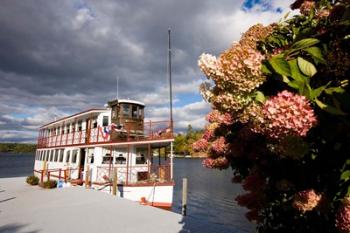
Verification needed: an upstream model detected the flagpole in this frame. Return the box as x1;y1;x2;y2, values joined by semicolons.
168;28;174;181
168;28;173;132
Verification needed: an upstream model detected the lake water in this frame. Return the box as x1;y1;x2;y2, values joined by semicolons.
0;153;254;233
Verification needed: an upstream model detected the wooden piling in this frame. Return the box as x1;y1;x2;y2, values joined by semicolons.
85;165;90;188
182;178;188;216
112;169;118;196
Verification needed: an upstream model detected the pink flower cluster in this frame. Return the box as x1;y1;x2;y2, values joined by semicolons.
210;136;228;155
254;90;317;138
292;189;322;213
219;46;266;93
206;110;233;125
300;0;315;15
198;53;222;79
202;157;229;169
336;197;350;233
198;24;274;114
202;123;218;140
212;93;252;112
239;24;275;49
192;138;208;152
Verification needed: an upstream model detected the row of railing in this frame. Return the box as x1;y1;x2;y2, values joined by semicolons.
33;164;171;185
95;164;171;185
37;120;173;148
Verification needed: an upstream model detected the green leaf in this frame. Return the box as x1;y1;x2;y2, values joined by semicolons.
287;80;302;90
310;82;331;100
347;185;350;196
288;59;308;83
303;47;326;64
261;63;272;75
255;91;266;104
297;57;317;77
325;87;345;95
291;38;320;50
315;98;347;115
341;171;350;181
269;56;291;76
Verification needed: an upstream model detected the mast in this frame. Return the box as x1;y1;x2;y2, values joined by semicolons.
168;28;173;132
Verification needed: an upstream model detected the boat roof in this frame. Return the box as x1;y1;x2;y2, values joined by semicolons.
40;108;108;129
113;99;145;106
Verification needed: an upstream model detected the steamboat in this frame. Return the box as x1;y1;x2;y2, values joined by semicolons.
33;98;174;209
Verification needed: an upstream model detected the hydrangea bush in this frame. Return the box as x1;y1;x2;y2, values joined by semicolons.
195;0;350;232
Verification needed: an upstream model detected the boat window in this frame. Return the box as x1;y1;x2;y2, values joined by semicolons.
66;124;70;134
66;150;71;163
44;151;48;161
78;121;82;131
102;153;112;164
57;127;60;135
93;119;97;128
72;150;78;163
90;153;94;164
138;107;143;119
136;149;147;164
72;123;75;132
132;105;138;118
121;104;130;118
54;150;59;162
61;127;65;135
102;116;109;127
115;154;126;164
59;149;64;162
50;150;54;161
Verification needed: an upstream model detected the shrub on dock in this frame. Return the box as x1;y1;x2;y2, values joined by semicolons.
26;175;39;185
40;180;57;189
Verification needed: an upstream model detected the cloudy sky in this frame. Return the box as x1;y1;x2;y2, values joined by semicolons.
0;0;295;143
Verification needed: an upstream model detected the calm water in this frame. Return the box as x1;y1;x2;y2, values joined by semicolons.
0;153;254;233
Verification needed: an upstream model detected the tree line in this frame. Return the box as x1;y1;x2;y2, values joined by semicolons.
0;143;36;153
173;125;205;157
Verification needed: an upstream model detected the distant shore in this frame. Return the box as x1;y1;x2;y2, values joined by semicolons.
0;143;36;153
174;155;205;159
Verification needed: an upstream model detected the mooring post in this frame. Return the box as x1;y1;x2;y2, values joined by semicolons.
85;165;90;188
40;170;44;183
112;169;118;196
182;178;188;216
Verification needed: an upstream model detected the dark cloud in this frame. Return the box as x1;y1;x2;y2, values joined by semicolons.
0;0;292;142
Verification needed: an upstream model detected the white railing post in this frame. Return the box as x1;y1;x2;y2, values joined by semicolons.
170;141;174;180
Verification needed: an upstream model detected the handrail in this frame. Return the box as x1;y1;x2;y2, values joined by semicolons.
36;120;173;148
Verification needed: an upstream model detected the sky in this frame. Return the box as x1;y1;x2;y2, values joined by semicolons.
0;0;296;143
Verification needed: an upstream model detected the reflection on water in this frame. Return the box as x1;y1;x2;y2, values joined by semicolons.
0;153;254;233
173;158;254;233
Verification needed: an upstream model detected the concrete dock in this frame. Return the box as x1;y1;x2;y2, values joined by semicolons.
0;177;183;233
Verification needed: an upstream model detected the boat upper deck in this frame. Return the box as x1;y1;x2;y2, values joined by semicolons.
37;120;173;149
36;99;173;149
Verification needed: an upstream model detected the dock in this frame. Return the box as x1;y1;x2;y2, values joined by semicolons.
0;177;183;233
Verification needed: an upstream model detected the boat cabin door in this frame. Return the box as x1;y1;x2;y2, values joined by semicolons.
79;148;86;179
